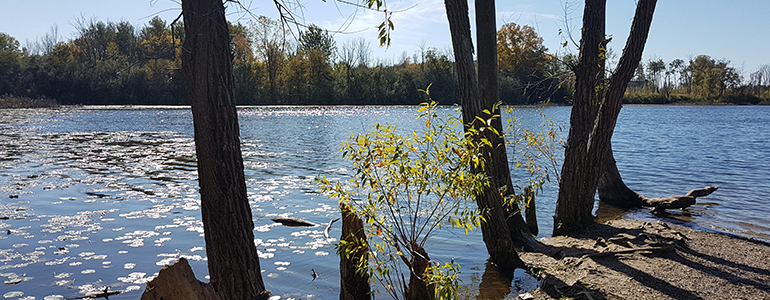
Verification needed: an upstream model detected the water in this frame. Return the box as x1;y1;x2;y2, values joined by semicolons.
0;105;768;299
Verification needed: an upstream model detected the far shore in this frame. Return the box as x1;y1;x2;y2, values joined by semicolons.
0;96;59;109
2;95;769;109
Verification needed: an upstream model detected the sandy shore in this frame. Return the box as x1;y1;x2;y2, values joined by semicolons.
517;219;770;300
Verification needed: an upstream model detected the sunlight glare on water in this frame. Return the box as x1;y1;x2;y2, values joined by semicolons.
1;105;769;299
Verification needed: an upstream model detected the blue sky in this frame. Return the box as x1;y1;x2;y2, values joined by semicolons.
1;0;768;75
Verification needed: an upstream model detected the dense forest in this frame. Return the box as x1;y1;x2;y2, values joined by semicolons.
0;16;768;106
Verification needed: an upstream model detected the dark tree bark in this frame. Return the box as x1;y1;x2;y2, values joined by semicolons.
339;204;371;300
597;144;647;208
553;0;657;236
181;1;269;299
405;242;433;300
523;186;538;236
475;0;537;248
444;0;524;274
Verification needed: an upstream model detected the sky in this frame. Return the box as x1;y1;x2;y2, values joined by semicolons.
1;0;769;75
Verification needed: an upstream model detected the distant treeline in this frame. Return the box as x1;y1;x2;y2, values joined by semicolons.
623;56;770;104
1;16;767;106
0;17;570;106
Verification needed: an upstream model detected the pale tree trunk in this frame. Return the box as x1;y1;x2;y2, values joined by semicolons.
181;0;269;299
444;0;523;274
554;0;657;236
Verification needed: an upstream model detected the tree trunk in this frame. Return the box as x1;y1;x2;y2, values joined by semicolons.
554;0;657;236
181;1;269;299
475;0;537;248
444;0;523;274
597;145;647;208
339;204;371;300
523;186;538;236
553;0;607;236
405;242;434;300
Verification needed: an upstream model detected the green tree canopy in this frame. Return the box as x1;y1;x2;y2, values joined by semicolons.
687;54;741;98
298;24;337;59
0;32;23;95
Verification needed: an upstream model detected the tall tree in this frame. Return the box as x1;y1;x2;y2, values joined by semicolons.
686;55;740;98
180;0;269;299
252;16;287;103
553;0;657;236
0;33;22;95
444;0;524;274
647;58;665;92
298;24;337;59
497;23;549;79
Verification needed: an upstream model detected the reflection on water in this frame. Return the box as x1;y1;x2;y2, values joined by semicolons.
1;105;769;299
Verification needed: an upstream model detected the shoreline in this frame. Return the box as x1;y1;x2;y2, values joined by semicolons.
0;96;59;109
3;102;770;110
518;219;770;300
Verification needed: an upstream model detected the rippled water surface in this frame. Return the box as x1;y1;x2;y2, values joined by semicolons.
0;105;768;299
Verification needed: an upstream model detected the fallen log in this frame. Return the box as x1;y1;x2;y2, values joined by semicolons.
271;217;318;227
645;186;718;212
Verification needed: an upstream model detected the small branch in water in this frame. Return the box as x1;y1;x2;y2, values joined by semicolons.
323;218;340;238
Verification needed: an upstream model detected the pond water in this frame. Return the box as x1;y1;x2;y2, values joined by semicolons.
0;105;768;299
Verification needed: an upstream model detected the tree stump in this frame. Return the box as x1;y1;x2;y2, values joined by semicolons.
406;242;434;300
339;204;371;300
141;258;222;300
523;186;538;236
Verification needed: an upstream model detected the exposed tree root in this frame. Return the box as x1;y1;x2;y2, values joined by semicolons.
598;146;718;212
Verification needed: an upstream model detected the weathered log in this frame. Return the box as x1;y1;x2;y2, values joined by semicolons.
339;204;370;300
271;217;318;227
645;186;718;212
83;286;121;299
685;186;719;198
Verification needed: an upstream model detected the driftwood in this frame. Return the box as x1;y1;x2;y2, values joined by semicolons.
271;217;318;227
645;186;718;212
323;218;340;238
65;287;121;299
